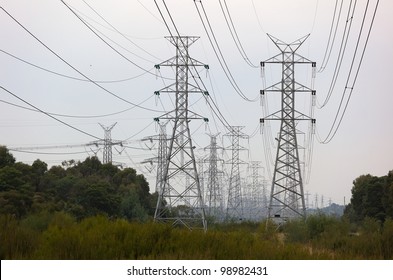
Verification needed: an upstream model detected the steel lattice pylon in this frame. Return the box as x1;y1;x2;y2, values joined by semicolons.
261;35;316;224
99;123;117;164
204;134;224;221
225;126;248;221
249;161;264;220
155;123;168;194
154;36;208;231
141;122;168;194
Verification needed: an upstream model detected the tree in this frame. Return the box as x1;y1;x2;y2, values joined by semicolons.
0;153;157;221
81;181;120;217
0;166;24;192
0;190;32;217
76;156;102;177
0;146;16;168
31;159;48;191
345;172;392;223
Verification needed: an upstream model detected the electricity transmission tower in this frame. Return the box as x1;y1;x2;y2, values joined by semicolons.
153;36;208;231
260;34;316;224
225;126;248;221
249;161;263;221
141;122;168;193
204;133;224;220
99;123;117;164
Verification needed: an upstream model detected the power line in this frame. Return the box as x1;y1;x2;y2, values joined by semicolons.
60;1;173;81
194;0;259;103
317;0;357;108
218;0;258;68
0;95;153;119
8;149;93;156
317;0;344;73
0;85;101;140
318;0;379;144
122;120;155;142
154;0;234;133
136;0;166;26
0;49;149;83
251;0;267;34
310;0;320;34
0;6;164;113
81;0;163;62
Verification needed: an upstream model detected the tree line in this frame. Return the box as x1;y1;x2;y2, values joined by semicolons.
0;146;156;221
1;145;393;224
1;145;393;259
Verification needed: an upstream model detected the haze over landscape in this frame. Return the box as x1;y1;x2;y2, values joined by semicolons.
1;0;391;207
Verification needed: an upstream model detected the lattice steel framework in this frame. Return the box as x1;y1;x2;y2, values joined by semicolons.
261;35;316;224
99;123;117;164
204;134;224;220
225;126;248;220
249;161;264;220
141;123;168;194
155;123;168;194
154;36;208;231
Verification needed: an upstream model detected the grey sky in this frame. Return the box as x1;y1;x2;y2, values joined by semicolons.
0;0;391;206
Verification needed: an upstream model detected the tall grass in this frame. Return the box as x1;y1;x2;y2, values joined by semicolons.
1;213;392;259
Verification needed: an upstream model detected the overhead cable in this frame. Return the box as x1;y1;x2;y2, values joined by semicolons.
0;85;102;140
194;0;259;103
218;0;258;68
0;6;164;113
318;0;379;144
1;49;150;83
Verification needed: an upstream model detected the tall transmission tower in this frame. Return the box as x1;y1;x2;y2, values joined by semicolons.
153;36;209;231
99;123;117;164
225;126;248;221
260;34;316;224
204;133;224;221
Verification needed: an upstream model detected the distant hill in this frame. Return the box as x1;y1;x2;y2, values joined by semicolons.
307;203;345;217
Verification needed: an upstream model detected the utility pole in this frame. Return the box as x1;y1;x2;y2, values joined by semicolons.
261;35;316;224
153;36;209;231
99;123;117;164
225;126;248;221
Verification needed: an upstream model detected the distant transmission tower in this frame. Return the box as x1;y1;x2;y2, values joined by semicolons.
156;123;168;194
261;35;316;224
154;36;208;231
99;123;117;164
141;122;168;193
204;134;224;220
225;126;248;221
250;161;263;221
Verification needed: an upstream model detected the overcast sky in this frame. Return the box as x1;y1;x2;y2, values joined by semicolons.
0;0;391;206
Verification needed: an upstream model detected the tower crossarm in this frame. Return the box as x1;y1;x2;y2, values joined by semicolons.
261;34;317;225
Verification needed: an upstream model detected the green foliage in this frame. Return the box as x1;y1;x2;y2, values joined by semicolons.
345;171;393;223
1;147;393;260
0;190;33;218
0;146;16;168
2;213;393;259
1;215;325;260
0;214;41;259
283;218;309;243
0;147;154;221
381;218;393;259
